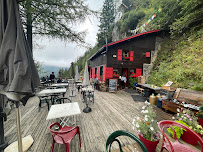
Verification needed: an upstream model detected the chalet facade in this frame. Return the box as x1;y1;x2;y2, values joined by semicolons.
89;29;162;87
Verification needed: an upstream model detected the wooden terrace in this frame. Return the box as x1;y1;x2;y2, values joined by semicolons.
4;85;193;152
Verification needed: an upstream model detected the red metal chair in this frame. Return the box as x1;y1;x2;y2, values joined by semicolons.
48;122;81;152
158;120;203;152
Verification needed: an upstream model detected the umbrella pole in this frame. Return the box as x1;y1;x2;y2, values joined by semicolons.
15;102;23;152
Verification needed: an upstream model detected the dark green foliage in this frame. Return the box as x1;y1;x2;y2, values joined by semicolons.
129;77;138;88
148;31;203;90
97;0;115;46
18;0;94;49
58;68;69;78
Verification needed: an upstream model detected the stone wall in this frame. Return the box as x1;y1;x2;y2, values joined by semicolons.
143;36;163;80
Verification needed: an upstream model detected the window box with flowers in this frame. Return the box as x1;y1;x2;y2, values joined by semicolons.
123;56;130;61
113;73;120;79
132;101;160;152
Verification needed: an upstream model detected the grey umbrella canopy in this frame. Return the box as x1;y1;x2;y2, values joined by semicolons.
0;0;40;104
82;62;90;87
0;0;40;151
75;65;79;82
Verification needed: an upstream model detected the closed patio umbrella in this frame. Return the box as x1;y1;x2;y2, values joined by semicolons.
75;65;79;82
82;62;90;87
82;62;91;113
0;0;40;151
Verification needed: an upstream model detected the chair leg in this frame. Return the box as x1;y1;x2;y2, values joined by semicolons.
51;140;55;152
45;99;50;111
65;143;70;152
78;129;81;147
160;147;164;152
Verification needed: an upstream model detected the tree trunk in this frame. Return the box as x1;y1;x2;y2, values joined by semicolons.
26;0;32;53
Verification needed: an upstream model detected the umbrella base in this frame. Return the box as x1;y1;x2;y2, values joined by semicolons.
83;107;91;113
4;135;33;152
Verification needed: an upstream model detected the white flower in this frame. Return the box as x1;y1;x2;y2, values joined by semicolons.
145;101;150;105
145;117;148;121
136;117;140;120
136;123;139;128
183;110;186;113
141;110;144;113
151;119;154;122
144;110;149;113
132;119;135;125
145;115;148;118
177;113;179;116
150;127;154;131
177;109;180;112
172;117;175;119
138;130;140;132
142;106;146;109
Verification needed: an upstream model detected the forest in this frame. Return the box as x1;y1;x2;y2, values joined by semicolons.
64;0;203;90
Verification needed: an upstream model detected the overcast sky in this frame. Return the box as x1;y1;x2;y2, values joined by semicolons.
33;0;104;68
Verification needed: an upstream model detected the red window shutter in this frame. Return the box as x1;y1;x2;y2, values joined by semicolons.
136;69;142;77
106;67;113;79
90;69;92;78
97;67;100;79
117;49;122;61
146;52;150;57
103;65;106;81
130;51;134;61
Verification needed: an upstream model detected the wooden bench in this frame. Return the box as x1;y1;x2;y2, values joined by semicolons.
135;87;145;96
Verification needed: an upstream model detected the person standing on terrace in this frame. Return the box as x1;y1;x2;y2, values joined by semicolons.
49;72;55;83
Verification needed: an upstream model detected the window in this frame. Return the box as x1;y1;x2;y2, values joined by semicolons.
113;69;118;74
113;69;120;78
122;51;130;60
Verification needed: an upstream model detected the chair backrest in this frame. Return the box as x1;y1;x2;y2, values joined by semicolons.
158;120;203;152
48;122;78;135
105;130;148;152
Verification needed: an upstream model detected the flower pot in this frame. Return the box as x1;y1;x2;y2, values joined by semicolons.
198;117;203;127
137;132;159;152
181;131;201;146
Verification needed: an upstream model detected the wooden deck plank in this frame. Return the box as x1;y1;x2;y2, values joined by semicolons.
4;86;186;152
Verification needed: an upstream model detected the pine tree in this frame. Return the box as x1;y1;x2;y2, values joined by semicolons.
97;0;115;46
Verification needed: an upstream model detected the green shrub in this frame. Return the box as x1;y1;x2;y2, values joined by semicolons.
129;77;138;88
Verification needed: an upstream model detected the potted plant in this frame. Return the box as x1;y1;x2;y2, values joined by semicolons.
169;109;203;145
198;101;203;127
132;101;160;152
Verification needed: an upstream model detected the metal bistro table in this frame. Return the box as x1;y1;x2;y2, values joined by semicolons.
38;88;67;96
46;102;81;126
51;83;69;89
38;88;67;104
